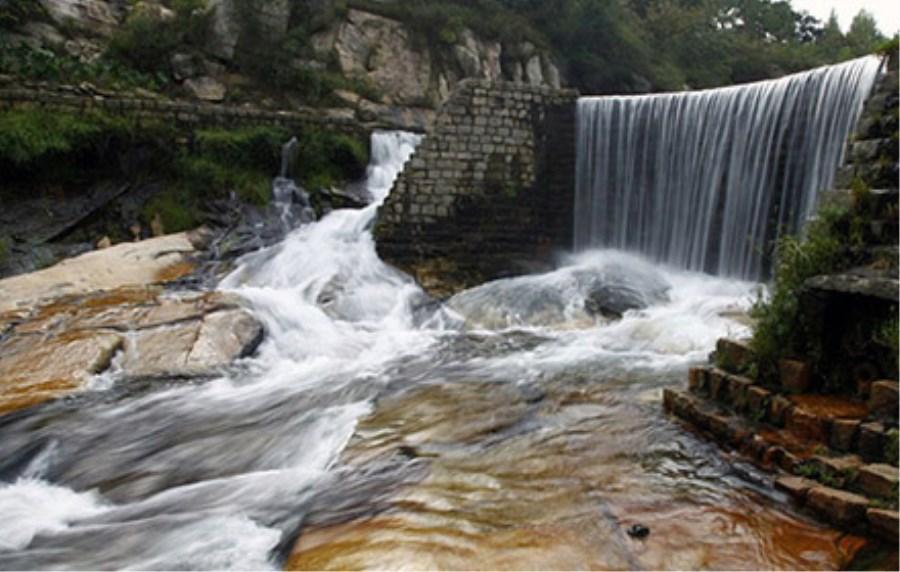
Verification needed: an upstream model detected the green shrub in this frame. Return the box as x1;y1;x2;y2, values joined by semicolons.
295;129;368;190
0;41;165;90
750;205;851;383
107;0;210;75
141;187;201;233
193;126;288;172
0;0;47;30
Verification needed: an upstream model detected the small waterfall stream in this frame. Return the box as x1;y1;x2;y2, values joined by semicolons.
575;56;883;279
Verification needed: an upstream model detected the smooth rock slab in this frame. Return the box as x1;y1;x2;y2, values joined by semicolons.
122;309;263;379
0;331;122;414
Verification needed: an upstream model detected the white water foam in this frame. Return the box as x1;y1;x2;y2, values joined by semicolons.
0;479;108;551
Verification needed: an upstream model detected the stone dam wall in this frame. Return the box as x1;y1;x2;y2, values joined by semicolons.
374;79;578;296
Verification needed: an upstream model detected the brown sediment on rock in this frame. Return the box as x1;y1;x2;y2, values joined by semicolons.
154;260;197;283
0;287;263;415
789;394;869;420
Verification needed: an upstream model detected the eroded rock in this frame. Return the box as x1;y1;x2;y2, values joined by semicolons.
0;288;264;414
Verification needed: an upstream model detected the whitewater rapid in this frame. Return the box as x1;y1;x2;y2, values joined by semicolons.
0;131;764;570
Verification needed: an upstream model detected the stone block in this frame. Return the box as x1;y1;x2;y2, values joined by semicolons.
807;486;869;527
859;422;887;462
775;475;817;501
856;464;899;499
867;508;899;541
769;395;792;427
787;406;828;442
868;380;898;420
779;359;812;393
708;368;729;401
746;385;771;419
829;419;860;452
715;338;754;373
727;374;753;411
688;367;709;395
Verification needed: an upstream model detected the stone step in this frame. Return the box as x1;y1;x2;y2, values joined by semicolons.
776;476;899;541
685;366;898;463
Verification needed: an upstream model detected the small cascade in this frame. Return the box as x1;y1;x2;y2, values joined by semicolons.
574;56;883;280
271;137;314;230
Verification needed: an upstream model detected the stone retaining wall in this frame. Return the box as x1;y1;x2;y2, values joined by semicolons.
0;86;369;136
374;79;578;297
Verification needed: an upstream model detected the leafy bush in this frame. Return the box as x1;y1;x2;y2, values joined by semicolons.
294;129;368;190
106;0;210;75
750;205;851;383
0;0;46;30
0;41;164;91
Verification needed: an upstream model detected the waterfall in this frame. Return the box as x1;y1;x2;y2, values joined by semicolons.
574;56;883;280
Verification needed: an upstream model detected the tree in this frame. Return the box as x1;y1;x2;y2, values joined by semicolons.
845;9;884;56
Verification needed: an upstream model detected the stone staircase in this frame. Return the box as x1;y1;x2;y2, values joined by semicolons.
664;337;898;541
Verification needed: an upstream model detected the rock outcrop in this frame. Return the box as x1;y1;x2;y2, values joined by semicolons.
0;287;263;415
310;9;563;107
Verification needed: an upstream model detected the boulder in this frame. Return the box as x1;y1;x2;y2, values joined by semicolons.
39;0;122;37
184;76;226;102
453;29;483;78
525;55;543;86
542;55;562;89
171;53;199;81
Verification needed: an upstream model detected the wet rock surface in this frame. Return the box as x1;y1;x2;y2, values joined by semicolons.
0;287;263;414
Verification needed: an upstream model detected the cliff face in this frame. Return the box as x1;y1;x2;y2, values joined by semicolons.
7;0;563;115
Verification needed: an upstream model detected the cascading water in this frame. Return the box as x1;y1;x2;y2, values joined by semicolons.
574;56;883;279
0;128;878;569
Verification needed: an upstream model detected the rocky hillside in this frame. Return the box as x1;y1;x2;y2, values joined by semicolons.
2;0;562;114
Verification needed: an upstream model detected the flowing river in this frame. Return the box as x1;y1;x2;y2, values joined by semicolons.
0;132;873;570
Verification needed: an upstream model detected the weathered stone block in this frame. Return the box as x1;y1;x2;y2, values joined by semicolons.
807;486;869;527
829;419;860;452
775;475;817;501
715;337;754;374
779;359;812;393
688;367;709;395
746;385;771;419
868;380;899;420
856;463;899;499
727;374;753;411
859;422;887;462
769;395;793;427
708;368;729;401
867;508;899;541
787;407;828;442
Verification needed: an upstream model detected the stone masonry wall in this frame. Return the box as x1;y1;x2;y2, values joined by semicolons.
0;86;375;137
374;79;578;297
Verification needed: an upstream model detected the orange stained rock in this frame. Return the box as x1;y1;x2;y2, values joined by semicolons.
789;394;870;420
154;260;197;283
